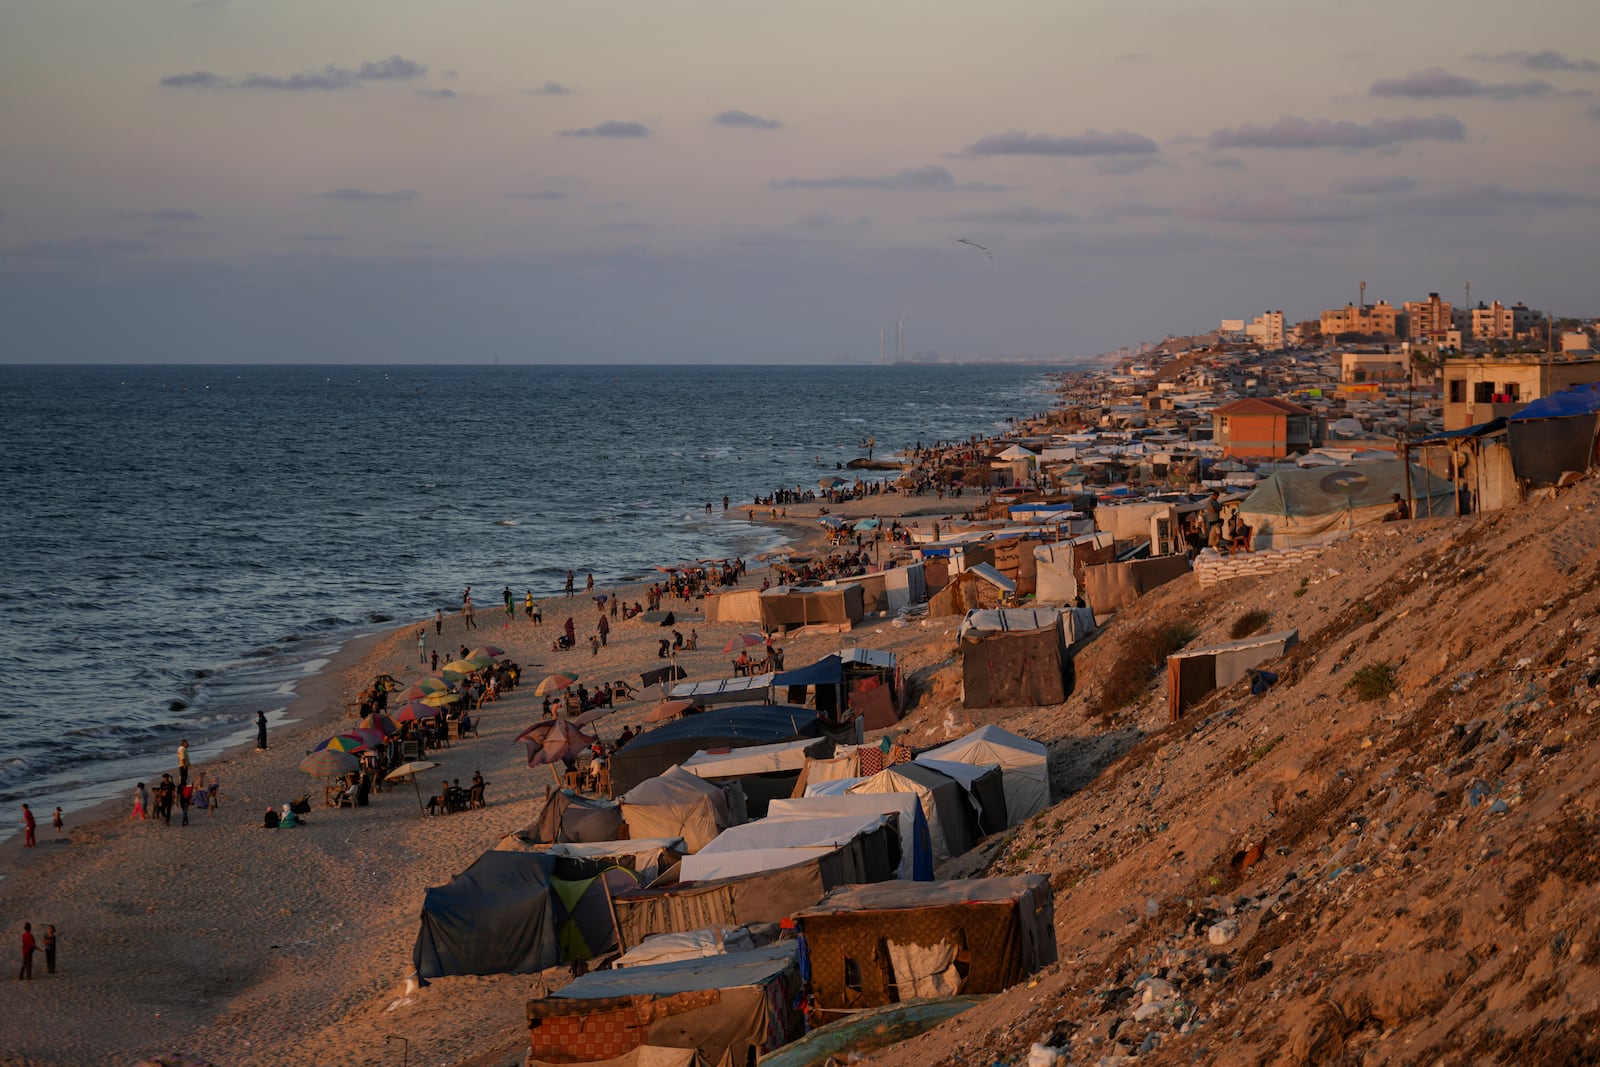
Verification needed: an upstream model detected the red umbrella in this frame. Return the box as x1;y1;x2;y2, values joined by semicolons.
722;633;764;653
517;719;597;767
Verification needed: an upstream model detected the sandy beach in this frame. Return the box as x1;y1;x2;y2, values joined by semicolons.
0;487;982;1067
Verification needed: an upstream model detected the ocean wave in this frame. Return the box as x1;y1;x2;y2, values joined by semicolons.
494;519;519;527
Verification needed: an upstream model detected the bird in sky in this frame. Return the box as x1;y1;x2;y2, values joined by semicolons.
956;238;993;265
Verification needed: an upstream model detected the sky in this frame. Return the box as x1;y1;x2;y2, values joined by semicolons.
1;0;1597;363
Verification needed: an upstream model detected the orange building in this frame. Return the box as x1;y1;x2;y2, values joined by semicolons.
1212;397;1319;459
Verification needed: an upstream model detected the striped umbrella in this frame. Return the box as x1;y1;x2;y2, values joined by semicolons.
393;700;436;723
313;733;367;753
359;713;400;737
299;748;359;776
469;645;505;660
534;671;579;696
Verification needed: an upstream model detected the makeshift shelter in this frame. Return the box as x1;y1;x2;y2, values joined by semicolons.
766;793;932;881
613;926;762;969
620;767;736;854
701;587;764;624
795;876;1057;1018
611;845;893;946
927;571;981;618
771;649;903;732
878;562;927;613
526;941;806;1067
918;725;1050;826
759;584;865;632
414;851;564;979
1081;554;1191;614
1412;419;1517;515
681;813;898;883
817;762;977;865
1506;383;1600;487
680;737;831;819
608;705;820;796
553;867;640;961
1167;629;1298;721
494;837;685;886
665;673;774;708
517;789;625;845
958;609;1071;709
913;759;1008;836
1239;461;1453;549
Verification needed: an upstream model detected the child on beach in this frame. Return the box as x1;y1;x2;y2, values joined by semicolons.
52;807;62;838
132;783;147;820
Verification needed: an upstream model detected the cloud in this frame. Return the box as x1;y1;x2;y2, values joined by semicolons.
560;121;650;137
960;129;1159;157
713;109;782;129
1333;175;1416;195
1370;68;1554;100
414;88;457;100
771;165;1007;192
1473;50;1600;73
942;205;1076;225
1180;195;1364;225
315;188;418;202
160;55;427;91
9;238;153;261
1208;114;1466;150
1095;156;1170;176
1203;156;1246;171
506;190;568;201
285;233;346;242
124;209;203;223
1406;184;1600;216
1591;103;1600;122
792;213;870;232
520;81;574;96
1097;202;1170;219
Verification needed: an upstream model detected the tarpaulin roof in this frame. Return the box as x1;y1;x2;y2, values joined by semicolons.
414;850;561;979
683;737;822;778
629;705;818;747
1241;461;1452;518
1415;417;1508;443
1509;382;1600;421
766;793;930;881
552;940;799;999
772;654;843;688
966;563;1017;596
919;725;1049;826
796;874;1051;914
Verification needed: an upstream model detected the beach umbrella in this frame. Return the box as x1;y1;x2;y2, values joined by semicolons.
723;633;765;653
518;719;597;768
393;700;435;723
443;659;481;676
535;671;579;696
422;691;460;708
313;733;368;754
359;713;399;737
404;677;450;697
345;726;386;749
385;759;441;814
430;668;467;685
469;645;505;660
299;749;359;776
648;698;695;723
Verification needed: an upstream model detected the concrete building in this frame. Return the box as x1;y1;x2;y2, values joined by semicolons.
1244;310;1285;349
1404;293;1453;342
1468;301;1539;341
1321;301;1400;338
1212;397;1318;458
1441;354;1600;430
1341;351;1407;384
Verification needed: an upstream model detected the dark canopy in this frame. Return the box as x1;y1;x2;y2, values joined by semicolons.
414;851;562;980
773;654;844;688
608;704;821;796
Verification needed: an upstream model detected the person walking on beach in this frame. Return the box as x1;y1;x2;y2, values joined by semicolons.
430;649;439;671
463;599;478;630
52;807;62;839
132;783;147;821
177;739;191;790
585;573;594;594
525;590;534;621
565;570;575;597
21;804;36;848
19;923;36;981
503;586;514;618
435;608;444;635
597;613;610;648
42;925;55;975
417;629;427;663
255;710;268;750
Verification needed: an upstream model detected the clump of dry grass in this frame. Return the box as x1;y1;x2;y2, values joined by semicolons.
1102;620;1199;709
1230;609;1271;640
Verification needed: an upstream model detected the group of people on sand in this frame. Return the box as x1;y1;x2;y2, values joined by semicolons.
128;740;221;827
17;921;56;981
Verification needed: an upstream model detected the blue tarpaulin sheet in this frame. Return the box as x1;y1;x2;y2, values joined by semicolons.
1509;383;1600;421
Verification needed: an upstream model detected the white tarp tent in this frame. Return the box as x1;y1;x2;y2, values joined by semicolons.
682;738;817;779
1032;531;1114;604
814;764;976;864
620;766;734;853
919;725;1050;825
680;813;891;882
766;793;929;880
613;926;758;969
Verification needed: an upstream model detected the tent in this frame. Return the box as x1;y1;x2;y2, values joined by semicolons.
516;789;625;845
681;812;898;883
1412;419;1517;515
666;673;774;707
958;609;1071;709
613;926;762;969
414;851;565;979
526;941;806;1067
918;725;1050;826
1506;383;1600;486
611;845;893;947
682;737;833;819
1081;554;1191;614
766;793;932;881
553;867;641;961
816;762;977;865
620;766;736;853
494;837;686;886
878;562;927;613
1032;531;1116;604
609;705;821;796
1167;629;1299;722
759;584;865;632
1238;461;1454;549
913;759;1008;836
701;586;764;623
795;876;1057;1019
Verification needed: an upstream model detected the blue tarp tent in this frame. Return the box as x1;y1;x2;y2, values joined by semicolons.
1507;383;1600;485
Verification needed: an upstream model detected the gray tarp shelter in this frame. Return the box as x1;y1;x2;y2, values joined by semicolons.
795;876;1057;1018
1167;629;1299;721
526;941;806;1067
918;725;1050;826
1506;383;1600;487
1239;460;1454;549
958;608;1071;709
609;705;821;797
414;850;565;979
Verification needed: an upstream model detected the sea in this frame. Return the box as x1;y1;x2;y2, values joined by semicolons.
0;362;1063;842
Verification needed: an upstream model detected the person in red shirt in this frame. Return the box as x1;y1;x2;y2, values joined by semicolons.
21;804;36;848
19;922;36;981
